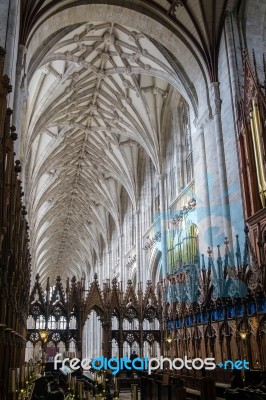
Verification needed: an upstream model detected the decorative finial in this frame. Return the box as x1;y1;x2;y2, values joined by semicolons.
235;234;241;266
21;205;27;216
10;126;17;141
224;237;229;246
15;160;21;173
201;254;206;270
217;244;221;259
112;277;117;285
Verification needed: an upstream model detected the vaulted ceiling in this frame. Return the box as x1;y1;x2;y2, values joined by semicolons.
19;0;240;283
20;0;240;81
23;21;179;282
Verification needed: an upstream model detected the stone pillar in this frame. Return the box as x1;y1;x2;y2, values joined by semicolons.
199;125;213;248
134;209;141;283
107;249;111;279
119;233;124;284
93;313;98;357
91;318;94;357
223;12;245;243
89;319;93;358
139;320;144;358
98;262;102;285
158;174;167;277
119;317;123;359
209;83;232;243
82;322;87;359
224;13;240;100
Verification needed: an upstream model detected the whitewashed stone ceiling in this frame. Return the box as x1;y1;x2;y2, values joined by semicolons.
23;22;177;281
20;0;240;81
19;0;239;282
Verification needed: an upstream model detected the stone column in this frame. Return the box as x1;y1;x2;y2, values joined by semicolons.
199;125;213;248
118;233;124;284
107;249;111;279
223;12;245;242
98;262;102;285
158;174;167;277
119;317;123;359
139;320;143;358
93;313;97;358
224;13;240;102
209;83;232;243
176;112;184;190
81;322;86;359
134;209;141;283
89;319;93;358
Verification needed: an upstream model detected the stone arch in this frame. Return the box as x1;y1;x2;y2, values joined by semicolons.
24;3;210;115
86;304;105;320
19;3;223;282
148;247;162;285
84;281;105;320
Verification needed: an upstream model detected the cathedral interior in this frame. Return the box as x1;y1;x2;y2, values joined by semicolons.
1;0;266;399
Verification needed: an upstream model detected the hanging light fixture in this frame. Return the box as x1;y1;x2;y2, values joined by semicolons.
39;330;49;343
166;332;173;344
239;330;248;341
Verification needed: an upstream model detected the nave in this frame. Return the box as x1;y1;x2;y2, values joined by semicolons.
0;0;266;399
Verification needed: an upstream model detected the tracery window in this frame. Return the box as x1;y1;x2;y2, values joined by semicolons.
182;103;193;186
69;316;77;329
170;167;176;200
131;206;135;247
36;315;46;329
154;182;160;213
58;316;67;329
48;315;56;329
50;285;55;300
